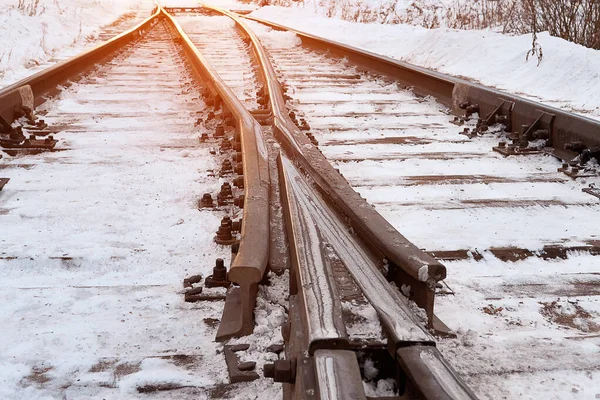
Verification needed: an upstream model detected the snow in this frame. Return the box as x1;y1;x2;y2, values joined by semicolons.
0;0;154;87
249;5;600;120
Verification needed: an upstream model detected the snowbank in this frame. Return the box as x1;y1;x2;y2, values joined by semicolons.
250;6;600;120
0;0;153;85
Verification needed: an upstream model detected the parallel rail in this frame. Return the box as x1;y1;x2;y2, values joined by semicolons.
1;6;271;341
242;15;600;163
0;7;162;127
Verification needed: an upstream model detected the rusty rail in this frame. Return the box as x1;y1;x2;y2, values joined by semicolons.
201;4;447;333
194;6;477;399
242;15;600;163
0;5;271;342
161;9;270;341
0;7;162;128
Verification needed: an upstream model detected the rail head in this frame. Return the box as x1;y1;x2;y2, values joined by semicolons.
160;7;270;340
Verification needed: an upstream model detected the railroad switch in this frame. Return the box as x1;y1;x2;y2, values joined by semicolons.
223;344;259;383
205;258;231;288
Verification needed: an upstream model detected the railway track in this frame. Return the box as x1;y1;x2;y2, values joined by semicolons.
1;3;599;399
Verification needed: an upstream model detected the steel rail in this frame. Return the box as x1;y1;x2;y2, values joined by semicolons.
201;4;448;334
241;15;600;162
0;5;271;342
0;7;162;127
161;9;271;341
187;5;477;399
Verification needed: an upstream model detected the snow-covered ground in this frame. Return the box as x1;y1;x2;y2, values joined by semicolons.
0;0;154;87
249;5;600;120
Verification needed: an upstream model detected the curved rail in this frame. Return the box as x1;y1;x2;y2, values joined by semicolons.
161;9;270;341
201;4;446;330
242;15;600;162
190;6;477;398
0;5;271;342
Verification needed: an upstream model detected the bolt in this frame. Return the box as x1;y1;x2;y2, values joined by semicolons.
215;125;225;137
199;193;214;208
215;222;234;245
496;115;508;125
498;141;506;148
213;258;227;281
263;360;295;383
199;133;209;143
220;183;233;198
231;219;241;232
221;160;233;176
220;138;232;151
29;134;36;140
207;111;215;120
205;258;231;288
